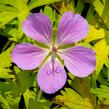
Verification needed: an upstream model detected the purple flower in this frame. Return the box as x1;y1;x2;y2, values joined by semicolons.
11;12;96;94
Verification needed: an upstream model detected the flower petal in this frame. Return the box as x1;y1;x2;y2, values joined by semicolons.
11;43;47;70
59;46;96;77
22;13;52;44
57;11;88;44
37;60;67;94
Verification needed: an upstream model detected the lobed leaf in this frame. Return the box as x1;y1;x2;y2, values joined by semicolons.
55;88;93;109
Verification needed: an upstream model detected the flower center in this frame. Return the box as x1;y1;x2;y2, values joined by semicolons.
52;46;57;52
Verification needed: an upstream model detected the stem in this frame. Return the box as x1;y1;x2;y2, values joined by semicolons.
36;89;43;101
92;72;97;88
1;40;11;52
90;73;97;108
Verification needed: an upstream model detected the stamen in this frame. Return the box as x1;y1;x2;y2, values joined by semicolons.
52;46;57;52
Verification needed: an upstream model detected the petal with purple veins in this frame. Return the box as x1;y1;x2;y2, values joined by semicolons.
11;43;47;70
57;11;88;45
37;60;67;94
58;46;96;77
22;13;52;44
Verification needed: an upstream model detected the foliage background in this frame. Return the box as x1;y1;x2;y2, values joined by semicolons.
0;0;109;109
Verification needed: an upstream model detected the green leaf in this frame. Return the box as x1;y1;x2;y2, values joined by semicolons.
0;80;19;96
68;77;91;97
91;85;109;105
44;6;56;25
53;106;70;109
0;95;11;109
92;85;109;98
15;70;36;93
0;0;29;40
75;0;84;14
85;25;104;42
104;30;109;45
68;76;96;107
94;39;109;79
86;5;95;23
5;96;20;109
8;29;18;41
92;0;109;29
23;89;37;109
0;11;17;26
0;0;61;41
0;44;14;78
0;0;19;8
0;69;35;96
92;0;104;17
28;0;61;11
55;88;93;109
0;81;20;109
58;1;75;14
28;98;51;109
97;68;109;86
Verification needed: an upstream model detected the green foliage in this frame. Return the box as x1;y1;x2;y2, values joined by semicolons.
23;89;36;109
1;0;109;109
15;69;36;93
68;76;91;98
28;99;51;109
43;6;56;25
84;0;109;79
54;73;97;109
0;80;20;109
94;39;109;79
91;85;109;99
24;89;51;109
0;0;61;41
91;85;109;105
55;88;93;109
0;68;36;109
28;0;61;11
92;0;109;29
0;44;14;78
85;26;104;42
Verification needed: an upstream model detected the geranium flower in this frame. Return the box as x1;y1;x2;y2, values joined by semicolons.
11;12;96;94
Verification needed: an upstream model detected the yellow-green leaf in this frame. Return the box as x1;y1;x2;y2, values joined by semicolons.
94;39;109;79
85;26;104;42
55;88;93;109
